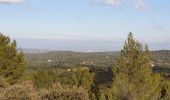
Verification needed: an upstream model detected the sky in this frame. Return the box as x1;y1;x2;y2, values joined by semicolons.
0;0;170;51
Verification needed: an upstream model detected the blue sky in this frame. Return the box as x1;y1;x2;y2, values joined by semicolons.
0;0;170;51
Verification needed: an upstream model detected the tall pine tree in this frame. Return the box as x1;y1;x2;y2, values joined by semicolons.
112;32;162;100
0;33;26;84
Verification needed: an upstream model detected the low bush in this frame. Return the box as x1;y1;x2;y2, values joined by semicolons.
39;83;89;100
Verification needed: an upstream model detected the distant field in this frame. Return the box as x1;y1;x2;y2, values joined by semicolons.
24;50;170;70
24;51;119;69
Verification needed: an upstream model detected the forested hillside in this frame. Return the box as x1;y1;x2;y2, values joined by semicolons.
24;50;170;69
152;50;170;67
24;51;119;69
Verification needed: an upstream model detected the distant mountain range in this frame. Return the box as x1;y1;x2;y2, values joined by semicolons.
18;48;118;54
17;48;51;54
19;48;170;54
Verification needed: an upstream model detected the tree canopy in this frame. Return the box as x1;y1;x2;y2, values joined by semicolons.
0;33;26;84
112;32;163;100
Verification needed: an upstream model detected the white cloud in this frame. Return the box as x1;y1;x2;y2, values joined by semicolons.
135;0;147;11
93;0;147;11
0;0;24;4
94;0;120;6
102;0;120;5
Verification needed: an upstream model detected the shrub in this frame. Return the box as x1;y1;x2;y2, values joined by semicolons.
39;83;89;100
33;69;58;89
0;77;8;90
1;81;37;100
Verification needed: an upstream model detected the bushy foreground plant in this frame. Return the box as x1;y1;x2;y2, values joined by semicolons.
38;83;89;100
0;80;37;100
0;82;89;100
59;67;100;99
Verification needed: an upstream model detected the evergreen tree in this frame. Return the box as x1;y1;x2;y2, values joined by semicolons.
0;33;26;84
112;32;162;100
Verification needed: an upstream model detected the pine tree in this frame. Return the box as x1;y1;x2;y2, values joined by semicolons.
0;33;26;84
112;32;162;100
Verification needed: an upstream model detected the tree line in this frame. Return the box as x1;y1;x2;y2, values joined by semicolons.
1;33;170;100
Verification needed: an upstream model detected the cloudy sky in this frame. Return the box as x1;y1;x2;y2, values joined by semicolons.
0;0;169;51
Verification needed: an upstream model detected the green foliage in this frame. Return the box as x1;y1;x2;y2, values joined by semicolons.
60;69;79;86
60;68;95;90
112;32;163;100
39;83;89;100
0;34;26;84
59;67;100;99
33;69;58;89
90;74;100;100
